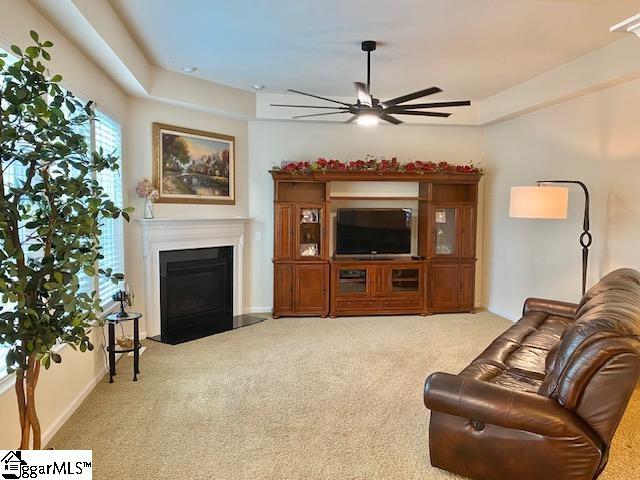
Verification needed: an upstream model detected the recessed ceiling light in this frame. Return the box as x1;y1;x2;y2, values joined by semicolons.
182;66;197;74
252;84;265;91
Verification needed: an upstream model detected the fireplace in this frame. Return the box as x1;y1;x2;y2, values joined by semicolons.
159;246;233;344
139;217;250;339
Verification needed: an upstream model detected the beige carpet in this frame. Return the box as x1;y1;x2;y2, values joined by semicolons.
49;312;640;479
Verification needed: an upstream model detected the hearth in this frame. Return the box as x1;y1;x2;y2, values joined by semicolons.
158;246;233;344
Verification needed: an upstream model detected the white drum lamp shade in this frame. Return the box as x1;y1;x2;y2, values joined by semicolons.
509;186;569;219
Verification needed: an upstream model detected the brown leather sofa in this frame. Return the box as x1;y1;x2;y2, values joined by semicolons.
424;268;640;480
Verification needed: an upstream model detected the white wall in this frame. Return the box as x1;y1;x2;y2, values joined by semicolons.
483;76;640;320
123;97;249;330
247;121;487;312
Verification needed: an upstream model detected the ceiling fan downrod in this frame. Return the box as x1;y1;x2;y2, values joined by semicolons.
362;40;376;95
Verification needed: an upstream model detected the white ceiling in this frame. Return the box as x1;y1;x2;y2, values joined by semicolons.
109;0;639;101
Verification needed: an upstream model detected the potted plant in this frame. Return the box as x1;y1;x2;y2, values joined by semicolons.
0;31;131;449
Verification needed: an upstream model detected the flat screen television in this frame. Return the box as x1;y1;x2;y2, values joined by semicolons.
336;208;412;255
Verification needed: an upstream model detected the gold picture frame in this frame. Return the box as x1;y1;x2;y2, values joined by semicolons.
152;122;235;205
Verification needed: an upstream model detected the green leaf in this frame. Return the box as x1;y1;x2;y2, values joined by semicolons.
42;40;53;48
10;45;22;56
51;353;62;363
51;74;63;83
30;30;39;42
25;46;39;58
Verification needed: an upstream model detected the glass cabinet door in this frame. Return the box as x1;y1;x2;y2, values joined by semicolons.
390;268;420;293
433;207;457;256
298;206;322;258
337;268;367;294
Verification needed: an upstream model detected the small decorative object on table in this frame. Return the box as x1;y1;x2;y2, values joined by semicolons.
136;177;159;219
112;282;133;318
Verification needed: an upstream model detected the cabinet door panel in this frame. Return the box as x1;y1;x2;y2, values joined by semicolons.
275;203;294;260
428;205;459;258
459;205;477;259
460;263;475;309
273;264;293;315
430;263;460;310
294;204;326;260
335;267;369;296
388;266;422;295
294;264;328;315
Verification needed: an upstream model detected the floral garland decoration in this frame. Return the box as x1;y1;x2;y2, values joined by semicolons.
272;156;482;174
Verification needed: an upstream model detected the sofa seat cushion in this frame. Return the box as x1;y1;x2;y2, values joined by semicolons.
459;310;574;395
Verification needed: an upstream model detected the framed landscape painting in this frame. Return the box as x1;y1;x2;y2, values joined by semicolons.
153;123;235;205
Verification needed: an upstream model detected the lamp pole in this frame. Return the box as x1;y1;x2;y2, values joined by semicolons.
537;180;591;295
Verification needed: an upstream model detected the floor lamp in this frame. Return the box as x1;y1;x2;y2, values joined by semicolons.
509;180;592;295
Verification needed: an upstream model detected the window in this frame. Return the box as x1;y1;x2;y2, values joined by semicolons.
95;111;124;304
56;108;124;306
1;48;124;373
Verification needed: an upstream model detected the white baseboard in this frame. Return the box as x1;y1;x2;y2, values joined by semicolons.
42;363;107;447
243;307;271;314
483;303;519;322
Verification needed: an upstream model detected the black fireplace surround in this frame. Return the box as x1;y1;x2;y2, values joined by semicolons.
159;246;233;344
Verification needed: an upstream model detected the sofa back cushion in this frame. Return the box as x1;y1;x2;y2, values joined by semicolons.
538;268;640;442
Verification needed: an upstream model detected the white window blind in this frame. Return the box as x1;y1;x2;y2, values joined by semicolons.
72;112;94;297
95;111;124;305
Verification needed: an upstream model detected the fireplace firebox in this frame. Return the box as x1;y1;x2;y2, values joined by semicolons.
159;246;233;344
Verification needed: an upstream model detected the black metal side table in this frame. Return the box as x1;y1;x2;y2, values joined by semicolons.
105;311;142;383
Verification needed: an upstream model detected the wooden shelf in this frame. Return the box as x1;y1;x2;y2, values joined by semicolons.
330;196;428;201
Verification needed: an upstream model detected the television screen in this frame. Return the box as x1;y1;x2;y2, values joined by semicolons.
336;208;412;255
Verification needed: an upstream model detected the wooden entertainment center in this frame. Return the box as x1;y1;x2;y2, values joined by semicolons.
271;170;482;317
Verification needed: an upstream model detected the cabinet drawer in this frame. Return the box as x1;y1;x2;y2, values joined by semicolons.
335;298;379;311
381;298;424;310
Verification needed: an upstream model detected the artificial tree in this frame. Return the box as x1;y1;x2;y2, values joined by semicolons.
0;31;131;449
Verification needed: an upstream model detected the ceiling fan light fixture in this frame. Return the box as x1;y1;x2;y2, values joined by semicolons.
356;113;379;126
274;40;470;125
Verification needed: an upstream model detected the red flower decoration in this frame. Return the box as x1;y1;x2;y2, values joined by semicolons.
277;158;481;175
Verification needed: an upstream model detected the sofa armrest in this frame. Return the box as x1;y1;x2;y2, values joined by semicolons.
523;297;578;319
424;372;601;446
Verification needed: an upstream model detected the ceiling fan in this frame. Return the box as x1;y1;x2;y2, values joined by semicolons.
271;40;471;125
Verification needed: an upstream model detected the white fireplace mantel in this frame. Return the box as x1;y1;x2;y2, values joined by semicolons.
138;217;251;338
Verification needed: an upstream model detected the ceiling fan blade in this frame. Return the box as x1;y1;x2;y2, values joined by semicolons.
383;87;442;107
393;111;451;117
287;89;352;107
387;100;471;111
354;82;372;106
292;111;351;119
380;114;403;125
271;104;350;110
344;116;357;124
